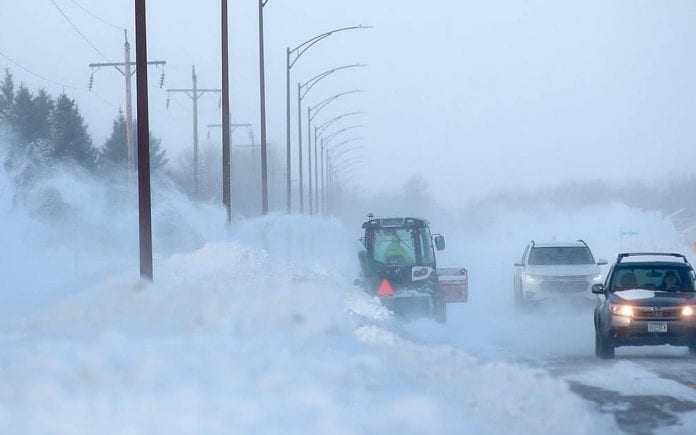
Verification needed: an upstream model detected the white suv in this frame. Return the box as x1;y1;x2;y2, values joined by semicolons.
513;240;607;307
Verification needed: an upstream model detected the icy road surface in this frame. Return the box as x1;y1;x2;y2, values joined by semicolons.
1;195;696;433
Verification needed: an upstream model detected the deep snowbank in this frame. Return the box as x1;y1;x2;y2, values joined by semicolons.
1;212;618;435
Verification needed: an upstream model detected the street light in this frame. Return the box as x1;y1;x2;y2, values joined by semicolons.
285;25;371;213
313;111;364;210
325;153;365;215
297;64;366;213
319;129;365;214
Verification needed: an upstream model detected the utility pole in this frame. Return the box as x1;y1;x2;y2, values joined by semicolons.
221;0;232;223
258;0;270;214
135;0;153;280
89;29;165;174
167;66;221;199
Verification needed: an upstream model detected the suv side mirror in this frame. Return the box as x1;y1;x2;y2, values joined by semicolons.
597;258;608;266
592;284;605;294
434;235;446;251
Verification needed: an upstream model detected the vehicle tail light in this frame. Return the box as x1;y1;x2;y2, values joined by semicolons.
377;279;395;297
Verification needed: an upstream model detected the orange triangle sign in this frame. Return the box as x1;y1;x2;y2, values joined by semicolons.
377;279;395;297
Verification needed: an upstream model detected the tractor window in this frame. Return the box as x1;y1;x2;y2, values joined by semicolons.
372;228;417;266
420;228;435;264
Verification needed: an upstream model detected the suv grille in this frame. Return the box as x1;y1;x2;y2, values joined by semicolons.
539;275;591;293
633;306;680;320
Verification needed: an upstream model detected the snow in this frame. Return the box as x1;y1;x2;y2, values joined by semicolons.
615;289;659;301
4;154;696;433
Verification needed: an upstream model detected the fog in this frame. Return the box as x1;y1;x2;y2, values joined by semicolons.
4;1;696;434
4;1;696;200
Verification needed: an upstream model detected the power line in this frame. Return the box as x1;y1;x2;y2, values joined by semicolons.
48;0;110;60
0;49;77;90
67;0;125;32
0;49;118;109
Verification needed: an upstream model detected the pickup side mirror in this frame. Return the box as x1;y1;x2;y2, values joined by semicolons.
592;284;606;294
434;234;446;251
597;258;608;266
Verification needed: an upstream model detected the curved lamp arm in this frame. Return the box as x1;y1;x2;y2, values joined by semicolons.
288;25;372;69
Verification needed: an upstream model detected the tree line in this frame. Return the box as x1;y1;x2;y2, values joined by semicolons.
0;69;167;176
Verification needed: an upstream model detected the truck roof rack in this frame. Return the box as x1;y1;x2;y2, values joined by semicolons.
616;252;690;264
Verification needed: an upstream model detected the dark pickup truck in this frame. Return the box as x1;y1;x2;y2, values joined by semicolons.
356;216;468;323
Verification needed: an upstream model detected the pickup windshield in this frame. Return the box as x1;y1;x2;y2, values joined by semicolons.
609;266;695;292
528;247;594;265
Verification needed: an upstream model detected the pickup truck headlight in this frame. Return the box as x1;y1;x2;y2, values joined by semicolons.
682;306;695;317
610;304;634;318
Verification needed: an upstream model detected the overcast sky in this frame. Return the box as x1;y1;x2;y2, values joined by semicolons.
3;1;696;203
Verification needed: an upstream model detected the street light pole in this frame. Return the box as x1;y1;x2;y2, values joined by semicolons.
307;106;313;213
296;65;365;214
320;137;363;214
297;82;304;213
285;25;371;213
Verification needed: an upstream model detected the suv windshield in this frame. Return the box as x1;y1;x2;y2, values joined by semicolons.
609;266;695;292
528;247;595;265
371;228;418;266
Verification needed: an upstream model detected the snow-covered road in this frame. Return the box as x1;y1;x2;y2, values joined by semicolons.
2;195;696;434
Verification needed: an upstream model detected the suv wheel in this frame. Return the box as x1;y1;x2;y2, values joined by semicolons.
595;331;615;359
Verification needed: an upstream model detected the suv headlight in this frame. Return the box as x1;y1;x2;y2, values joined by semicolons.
610;304;634;317
682;306;695;317
525;274;540;284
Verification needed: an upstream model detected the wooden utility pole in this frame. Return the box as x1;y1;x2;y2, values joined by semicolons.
89;30;165;173
167;66;221;199
222;0;232;223
258;0;270;214
135;0;153;280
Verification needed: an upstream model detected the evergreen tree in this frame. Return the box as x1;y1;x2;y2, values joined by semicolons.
149;134;168;172
101;110;128;168
12;85;36;142
31;89;53;142
50;94;97;169
101;111;168;172
0;69;14;122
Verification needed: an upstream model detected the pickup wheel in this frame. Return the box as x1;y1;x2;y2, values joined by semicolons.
433;298;447;324
595;331;615;359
